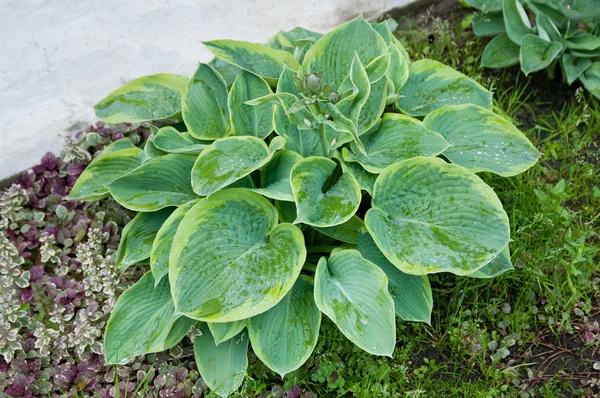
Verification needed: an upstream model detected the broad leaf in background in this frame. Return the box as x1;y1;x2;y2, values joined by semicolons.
194;323;249;398
108;153;197;211
208;321;247;346
481;34;521;68
150;200;198;285
314;215;364;245
153;126;210;154
365;157;510;275
520;34;563;75
579;62;600;99
503;0;535;44
250;150;302;201
94;73;188;124
357;229;433;323
424;104;539;176
291;156;361;227
68;147;142;201
314;250;396;356
203;40;300;85
343;113;449;173
395;59;493;116
473;11;506;36
182;63;230;140
115;208;174;273
191;136;285;196
562;54;592;85
104;273;194;364
228;71;274;138
465;0;503;11
170;189;306;321
248;276;321;376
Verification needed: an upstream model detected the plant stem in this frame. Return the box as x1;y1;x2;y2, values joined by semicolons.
302;263;317;273
318;123;330;158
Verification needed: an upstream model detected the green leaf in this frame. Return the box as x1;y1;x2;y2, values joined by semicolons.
466;245;513;278
302;15;388;88
370;20;410;62
313;215;364;244
104;272;194;364
291;157;361;227
342;113;449;173
94;73;188;124
108;153;198;211
250;150;303;201
191;136;285;196
503;0;535;44
334;152;377;195
208;56;242;87
472;11;506;36
267;27;323;63
208;321;247;345
561;53;592;85
153;126;210;154
535;15;563;42
170;189;306;322
465;0;503;11
116;208;174;273
520;34;564;75
579;62;600;99
314;250;396;356
423;104;540;176
566;31;600;51
150;200;198;285
530;0;600;21
68;147;143;201
203;40;300;85
481;34;521;68
365;157;510;276
318;103;360;152
385;43;410;93
248;276;321;376
182;63;230;140
357;229;433;324
194;323;249;398
395;59;493;117
228;71;274;138
141;132;167;163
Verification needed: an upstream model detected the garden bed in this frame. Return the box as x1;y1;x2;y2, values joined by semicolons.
1;1;599;397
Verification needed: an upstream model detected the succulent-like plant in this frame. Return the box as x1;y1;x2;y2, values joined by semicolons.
468;0;600;98
69;16;540;397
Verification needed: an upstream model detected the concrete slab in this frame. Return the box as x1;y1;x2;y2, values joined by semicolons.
0;0;414;179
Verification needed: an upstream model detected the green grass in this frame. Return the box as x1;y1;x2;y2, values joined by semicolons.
238;10;600;398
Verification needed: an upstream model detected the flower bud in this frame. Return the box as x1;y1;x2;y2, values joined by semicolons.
328;91;340;104
306;73;322;95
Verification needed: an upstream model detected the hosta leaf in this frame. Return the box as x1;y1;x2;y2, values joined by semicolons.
191;136;285;196
562;53;592;85
94;73;188;124
395;59;493;117
104;272;195;364
365;157;510;275
182;63;230;140
520;34;563;75
228;71;274;138
208;56;242;87
248;276;321;376
68;147;142;201
579;62;600;99
116;208;174;273
194;323;249;398
336;53;371;132
108;154;198;211
267;27;323;63
335;153;377;195
481;34;521;68
357;229;433;323
465;0;503;11
370;20;410;62
385;43;410;93
291;157;361;227
273;67;323;157
318;103;359;152
313;215;364;244
530;0;600;20
97;137;137;157
302;15;388;88
358;74;389;135
342;113;449;173
472;11;506;36
203;40;300;85
251;150;303;201
467;245;513;278
141;133;167;163
566;31;600;51
153;126;210;154
423;104;539;176
208;321;247;346
364;53;391;84
150;200;198;285
314;250;396;356
534;15;563;42
170;189;306;322
503;0;535;44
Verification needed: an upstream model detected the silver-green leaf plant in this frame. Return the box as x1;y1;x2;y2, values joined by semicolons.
70;15;539;397
468;0;600;98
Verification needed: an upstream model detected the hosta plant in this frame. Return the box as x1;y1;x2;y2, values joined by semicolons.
69;15;540;397
467;0;600;98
